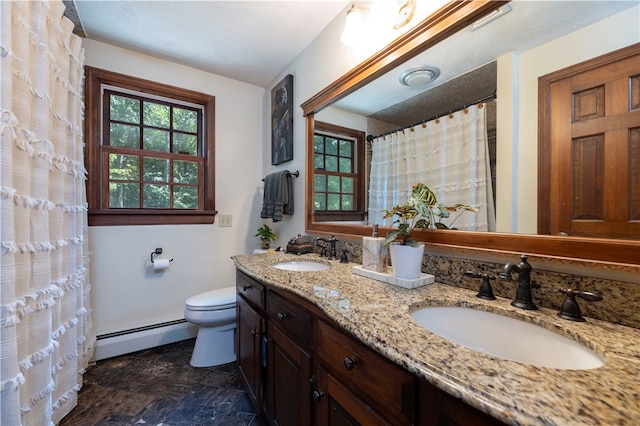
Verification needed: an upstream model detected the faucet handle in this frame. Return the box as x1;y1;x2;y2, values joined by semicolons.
558;288;603;322
465;271;497;300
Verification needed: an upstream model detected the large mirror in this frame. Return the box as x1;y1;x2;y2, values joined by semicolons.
302;0;640;265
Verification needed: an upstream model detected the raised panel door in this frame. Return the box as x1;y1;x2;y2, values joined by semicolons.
541;44;640;239
237;295;264;417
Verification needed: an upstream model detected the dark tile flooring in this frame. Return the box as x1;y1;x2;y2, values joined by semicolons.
59;339;267;426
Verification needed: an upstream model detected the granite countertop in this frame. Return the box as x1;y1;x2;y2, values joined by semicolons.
232;253;640;426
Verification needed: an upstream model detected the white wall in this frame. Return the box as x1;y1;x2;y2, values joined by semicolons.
83;40;267;335
495;5;639;234
260;3;389;242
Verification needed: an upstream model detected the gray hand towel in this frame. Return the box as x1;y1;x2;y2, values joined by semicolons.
261;170;294;222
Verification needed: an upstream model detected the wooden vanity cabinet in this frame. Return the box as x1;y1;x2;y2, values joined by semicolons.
264;289;314;426
315;320;416;425
236;272;265;416
418;379;504;426
236;270;506;426
315;364;391;425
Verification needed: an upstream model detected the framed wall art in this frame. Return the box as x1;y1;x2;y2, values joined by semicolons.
271;74;293;165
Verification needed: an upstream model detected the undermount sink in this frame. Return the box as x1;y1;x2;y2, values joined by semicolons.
410;306;604;370
272;260;330;272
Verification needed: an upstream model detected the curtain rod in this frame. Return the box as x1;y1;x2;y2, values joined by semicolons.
366;93;496;142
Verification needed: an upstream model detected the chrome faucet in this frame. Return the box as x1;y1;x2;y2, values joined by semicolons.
500;255;537;310
314;234;338;260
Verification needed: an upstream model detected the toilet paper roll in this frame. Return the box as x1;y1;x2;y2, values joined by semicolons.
153;258;171;271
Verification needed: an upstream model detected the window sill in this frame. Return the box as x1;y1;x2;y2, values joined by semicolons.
313;211;366;222
88;209;218;226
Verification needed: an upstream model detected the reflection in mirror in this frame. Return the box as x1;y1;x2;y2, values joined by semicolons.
303;1;640;265
308;0;637;237
365;101;496;232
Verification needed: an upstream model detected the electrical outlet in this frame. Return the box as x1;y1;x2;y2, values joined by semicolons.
218;214;232;227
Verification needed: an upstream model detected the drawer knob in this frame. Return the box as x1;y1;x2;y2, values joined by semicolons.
343;356;358;371
312;390;325;402
277;312;288;321
242;284;251;291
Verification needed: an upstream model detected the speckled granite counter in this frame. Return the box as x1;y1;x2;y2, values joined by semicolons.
232;253;640;426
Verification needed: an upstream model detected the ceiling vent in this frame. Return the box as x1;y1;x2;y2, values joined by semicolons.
399;66;441;87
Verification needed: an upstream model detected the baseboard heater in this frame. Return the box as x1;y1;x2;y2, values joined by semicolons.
93;319;198;361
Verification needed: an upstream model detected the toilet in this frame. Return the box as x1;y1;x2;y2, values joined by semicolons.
184;286;237;367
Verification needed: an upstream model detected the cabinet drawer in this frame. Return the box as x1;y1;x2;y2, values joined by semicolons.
317;320;415;425
236;270;265;310
267;290;312;348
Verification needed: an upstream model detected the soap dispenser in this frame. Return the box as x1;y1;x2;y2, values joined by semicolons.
362;225;387;272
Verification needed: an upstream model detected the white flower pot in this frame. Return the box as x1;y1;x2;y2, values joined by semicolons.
389;243;425;280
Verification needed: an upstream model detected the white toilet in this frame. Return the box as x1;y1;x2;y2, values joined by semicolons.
184;286;237;367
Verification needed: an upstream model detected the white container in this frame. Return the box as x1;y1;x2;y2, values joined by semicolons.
389;243;425;280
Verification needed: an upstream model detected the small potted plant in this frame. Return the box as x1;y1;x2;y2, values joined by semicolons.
383;183;478;279
255;224;277;249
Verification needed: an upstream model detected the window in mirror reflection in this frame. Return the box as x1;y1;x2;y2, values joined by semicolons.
313;122;365;222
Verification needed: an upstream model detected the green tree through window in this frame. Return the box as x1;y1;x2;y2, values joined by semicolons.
85;67;216;225
313;121;365;222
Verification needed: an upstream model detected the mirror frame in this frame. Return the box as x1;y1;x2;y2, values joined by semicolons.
302;0;640;266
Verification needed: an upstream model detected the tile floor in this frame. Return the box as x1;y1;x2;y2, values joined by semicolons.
59;339;266;426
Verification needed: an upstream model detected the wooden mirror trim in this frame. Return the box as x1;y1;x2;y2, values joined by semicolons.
301;1;507;115
304;1;640;266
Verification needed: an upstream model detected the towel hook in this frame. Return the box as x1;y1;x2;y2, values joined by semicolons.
151;248;173;263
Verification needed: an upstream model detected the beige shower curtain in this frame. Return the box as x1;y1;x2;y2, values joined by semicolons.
1;1;94;424
368;103;496;231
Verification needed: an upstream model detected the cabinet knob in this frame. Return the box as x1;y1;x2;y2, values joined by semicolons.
251;328;258;336
343;356;357;371
312;390;325;402
242;284;251;291
277;312;288;321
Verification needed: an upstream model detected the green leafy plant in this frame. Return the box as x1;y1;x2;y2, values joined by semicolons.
255;224;277;241
382;183;479;247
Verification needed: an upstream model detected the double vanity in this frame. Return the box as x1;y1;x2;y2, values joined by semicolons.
233;253;640;425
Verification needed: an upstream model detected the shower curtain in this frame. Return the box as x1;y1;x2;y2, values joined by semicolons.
1;1;94;424
368;103;495;231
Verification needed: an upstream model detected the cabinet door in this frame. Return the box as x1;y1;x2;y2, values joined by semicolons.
418;379;504;426
314;364;390;426
237;295;264;417
316;321;415;425
265;321;312;426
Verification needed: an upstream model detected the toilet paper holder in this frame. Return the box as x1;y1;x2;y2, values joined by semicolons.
151;248;173;263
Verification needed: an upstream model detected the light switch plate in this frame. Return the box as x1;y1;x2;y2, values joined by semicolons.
218;214;232;227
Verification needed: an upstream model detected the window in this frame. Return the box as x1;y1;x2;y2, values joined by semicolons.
85;67;216;225
313;121;365;221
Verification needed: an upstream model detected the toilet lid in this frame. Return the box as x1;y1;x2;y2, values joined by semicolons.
185;286;236;311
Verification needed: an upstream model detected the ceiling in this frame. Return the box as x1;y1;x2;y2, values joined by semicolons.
334;0;639;125
64;0;637;103
64;0;351;88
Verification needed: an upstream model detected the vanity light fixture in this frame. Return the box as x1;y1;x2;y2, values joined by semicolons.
392;0;417;29
471;4;512;31
399;66;440;87
341;4;369;45
341;0;417;46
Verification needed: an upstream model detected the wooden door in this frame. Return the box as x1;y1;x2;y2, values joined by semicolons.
539;43;640;239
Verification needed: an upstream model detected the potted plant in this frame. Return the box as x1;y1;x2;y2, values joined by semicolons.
255;224;277;249
382;183;478;279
